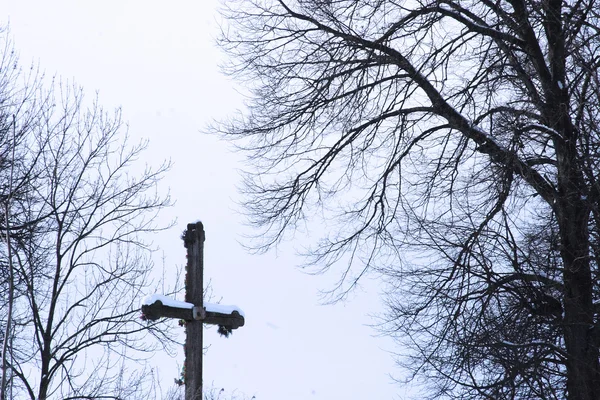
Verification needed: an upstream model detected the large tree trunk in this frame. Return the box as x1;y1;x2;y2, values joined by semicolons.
557;167;600;400
561;232;600;399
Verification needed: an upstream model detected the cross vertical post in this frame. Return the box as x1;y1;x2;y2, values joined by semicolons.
184;222;205;400
141;221;244;399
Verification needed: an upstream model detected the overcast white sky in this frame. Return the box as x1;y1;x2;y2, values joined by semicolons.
1;1;406;399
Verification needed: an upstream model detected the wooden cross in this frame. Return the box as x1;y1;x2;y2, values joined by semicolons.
141;222;245;400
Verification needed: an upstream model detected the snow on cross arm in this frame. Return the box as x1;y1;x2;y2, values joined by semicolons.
141;294;194;309
204;302;245;317
142;295;245;317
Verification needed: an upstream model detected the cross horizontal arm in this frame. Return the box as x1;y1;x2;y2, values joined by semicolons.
141;300;245;329
142;300;192;321
194;307;245;329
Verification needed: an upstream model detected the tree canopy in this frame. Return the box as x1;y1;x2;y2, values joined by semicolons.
217;0;600;398
0;32;173;400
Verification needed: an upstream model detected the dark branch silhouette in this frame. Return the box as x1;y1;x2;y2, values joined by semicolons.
215;0;600;398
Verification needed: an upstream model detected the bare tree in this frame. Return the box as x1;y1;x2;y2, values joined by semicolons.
0;31;50;400
0;34;174;399
216;0;600;398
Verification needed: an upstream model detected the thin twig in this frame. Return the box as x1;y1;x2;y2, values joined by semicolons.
0;115;17;400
